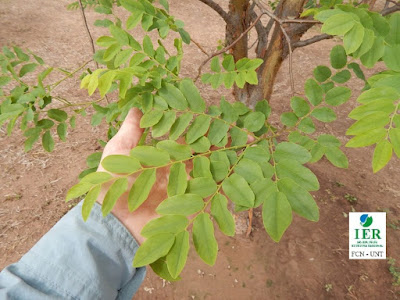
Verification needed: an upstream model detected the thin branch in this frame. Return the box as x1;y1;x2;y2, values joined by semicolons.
381;2;400;15
292;33;332;48
281;19;320;24
190;37;210;56
195;12;266;81
78;0;99;69
197;0;232;24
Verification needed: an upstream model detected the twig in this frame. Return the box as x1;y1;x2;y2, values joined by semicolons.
50;59;93;91
381;2;400;15
292;33;332;48
197;0;232;24
78;0;99;69
195;12;265;81
190;37;209;56
246;208;253;237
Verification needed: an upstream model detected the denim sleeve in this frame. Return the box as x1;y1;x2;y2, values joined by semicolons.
0;202;146;300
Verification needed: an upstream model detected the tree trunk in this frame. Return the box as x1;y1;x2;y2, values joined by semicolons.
226;0;251;103
248;0;311;107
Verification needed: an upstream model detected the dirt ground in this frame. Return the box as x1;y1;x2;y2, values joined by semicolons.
1;0;400;299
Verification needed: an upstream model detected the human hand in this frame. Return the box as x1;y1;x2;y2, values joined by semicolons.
96;108;168;244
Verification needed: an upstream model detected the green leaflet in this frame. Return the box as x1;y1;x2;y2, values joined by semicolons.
19;63;38;77
346;112;390;135
152;111;176;138
262;191;292;242
210;152;230;182
309;143;325;163
82;185;102;221
311;107;337;122
385;13;400;45
187;177;217;198
102;154;141;173
360;36;384;68
208;119;229;145
66;181;93;202
325;86;351;106
281;112;298;127
357;87;399;104
346;128;387;147
192;213;218;266
102;177;128;216
352;28;374;58
42;130;54;152
304;78;323;106
331;70;351;83
251;178;276;208
114;48;134;67
158;83;188;110
372;140;393;173
169;112;193;140
222;173;255;207
244;111;265;132
276;158;319;191
185;114;211;144
167;163;187;197
166;231;189;278
277;178;319;222
133;233;175;267
389;128;400;158
190;136;211;153
220;97;238;123
179;79;206;113
130;146;170;166
211;194;235;236
140;109;163;128
348;99;395;121
230;127;248;146
317;134;340;148
291;96;310;117
234;158;263;184
274;142;311;164
321;13;356;36
383;44;400;72
150;258;180;281
193;156;212;178
330;45;347;69
244;147;273;177
47;109;67;122
255;99;271;118
343;23;364;54
156;194;204;216
57;123;67;142
128;169;156;212
313;66;331;82
156;140;192;160
81;172;113;185
141;215;189;238
325;147;349;168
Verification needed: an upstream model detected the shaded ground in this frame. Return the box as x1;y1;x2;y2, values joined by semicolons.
0;0;399;299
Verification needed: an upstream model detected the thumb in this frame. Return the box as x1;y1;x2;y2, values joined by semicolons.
114;108;144;149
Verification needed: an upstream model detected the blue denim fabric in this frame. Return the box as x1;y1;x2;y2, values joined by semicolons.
0;202;146;300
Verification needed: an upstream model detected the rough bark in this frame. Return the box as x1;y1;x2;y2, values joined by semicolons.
226;0;251;103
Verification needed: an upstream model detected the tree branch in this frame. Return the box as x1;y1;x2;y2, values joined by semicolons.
292;33;332;48
195;12;265;81
78;0;98;69
381;2;400;15
197;0;232;24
